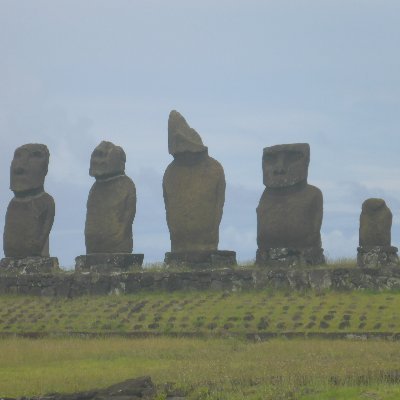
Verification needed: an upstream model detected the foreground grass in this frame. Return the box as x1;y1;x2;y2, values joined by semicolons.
1;290;400;336
1;337;400;399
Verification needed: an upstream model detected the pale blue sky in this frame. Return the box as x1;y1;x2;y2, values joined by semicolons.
1;0;400;267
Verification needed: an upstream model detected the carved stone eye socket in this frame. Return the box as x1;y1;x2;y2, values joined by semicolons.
93;150;105;158
263;151;303;165
286;151;303;164
32;151;43;158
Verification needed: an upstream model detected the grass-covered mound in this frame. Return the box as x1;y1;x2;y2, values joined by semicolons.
1;337;400;399
1;290;400;336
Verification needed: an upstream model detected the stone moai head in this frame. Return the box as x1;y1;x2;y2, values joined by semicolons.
359;198;392;247
262;143;310;188
10;144;49;194
168;110;207;157
89;141;126;179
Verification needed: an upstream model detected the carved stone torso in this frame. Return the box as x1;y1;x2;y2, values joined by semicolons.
163;155;225;252
85;175;136;253
4;192;55;258
360;214;392;247
359;199;392;247
257;184;323;250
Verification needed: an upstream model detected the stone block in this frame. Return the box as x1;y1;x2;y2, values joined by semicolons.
164;250;237;269
75;253;144;272
0;257;60;274
256;247;325;268
357;246;399;268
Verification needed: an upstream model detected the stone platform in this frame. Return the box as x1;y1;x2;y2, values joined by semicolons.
75;253;144;272
0;257;60;274
256;247;325;268
357;246;399;268
164;250;237;268
2;265;400;297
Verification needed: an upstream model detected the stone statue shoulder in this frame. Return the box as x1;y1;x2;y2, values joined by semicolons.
165;154;223;172
305;183;323;201
207;155;225;176
292;183;323;211
12;191;55;212
116;174;136;192
163;155;225;190
91;174;135;193
34;192;55;218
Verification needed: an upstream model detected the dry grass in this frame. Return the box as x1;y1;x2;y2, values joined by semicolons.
1;337;400;399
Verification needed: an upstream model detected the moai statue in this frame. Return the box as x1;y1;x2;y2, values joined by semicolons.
75;141;143;272
163;110;236;267
256;143;325;267
357;198;398;267
1;144;59;273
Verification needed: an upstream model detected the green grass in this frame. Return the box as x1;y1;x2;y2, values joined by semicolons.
2;288;400;399
1;337;400;399
0;290;400;336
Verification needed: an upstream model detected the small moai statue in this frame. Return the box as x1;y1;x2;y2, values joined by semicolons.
163;110;236;268
357;198;399;268
75;141;144;272
1;144;59;273
256;143;325;267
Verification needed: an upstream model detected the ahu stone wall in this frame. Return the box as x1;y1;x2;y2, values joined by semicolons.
1;266;400;297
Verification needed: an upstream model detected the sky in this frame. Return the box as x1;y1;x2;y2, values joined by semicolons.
1;0;400;268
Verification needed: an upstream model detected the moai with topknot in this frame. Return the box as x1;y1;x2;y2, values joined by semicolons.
75;141;143;272
256;143;325;267
1;144;59;273
163;110;236;268
357;198;398;267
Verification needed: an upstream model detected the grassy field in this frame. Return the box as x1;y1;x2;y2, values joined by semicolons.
0;290;400;336
1;337;400;399
2;289;400;398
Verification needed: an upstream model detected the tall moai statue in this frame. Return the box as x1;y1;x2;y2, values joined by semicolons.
256;143;325;267
357;198;399;267
75;141;144;272
1;144;59;273
163;110;236;267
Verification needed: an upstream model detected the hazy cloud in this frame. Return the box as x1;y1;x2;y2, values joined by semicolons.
1;0;400;266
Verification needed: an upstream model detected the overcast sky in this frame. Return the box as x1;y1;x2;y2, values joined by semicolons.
1;0;400;268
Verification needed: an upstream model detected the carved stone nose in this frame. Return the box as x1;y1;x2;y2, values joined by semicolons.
13;166;25;175
273;154;286;175
273;167;286;175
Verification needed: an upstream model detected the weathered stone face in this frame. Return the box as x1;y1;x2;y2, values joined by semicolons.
262;143;310;188
168;110;207;155
4;144;54;258
257;143;323;265
85;142;136;254
163;111;225;253
359;198;392;247
10;144;49;193
89;141;126;179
